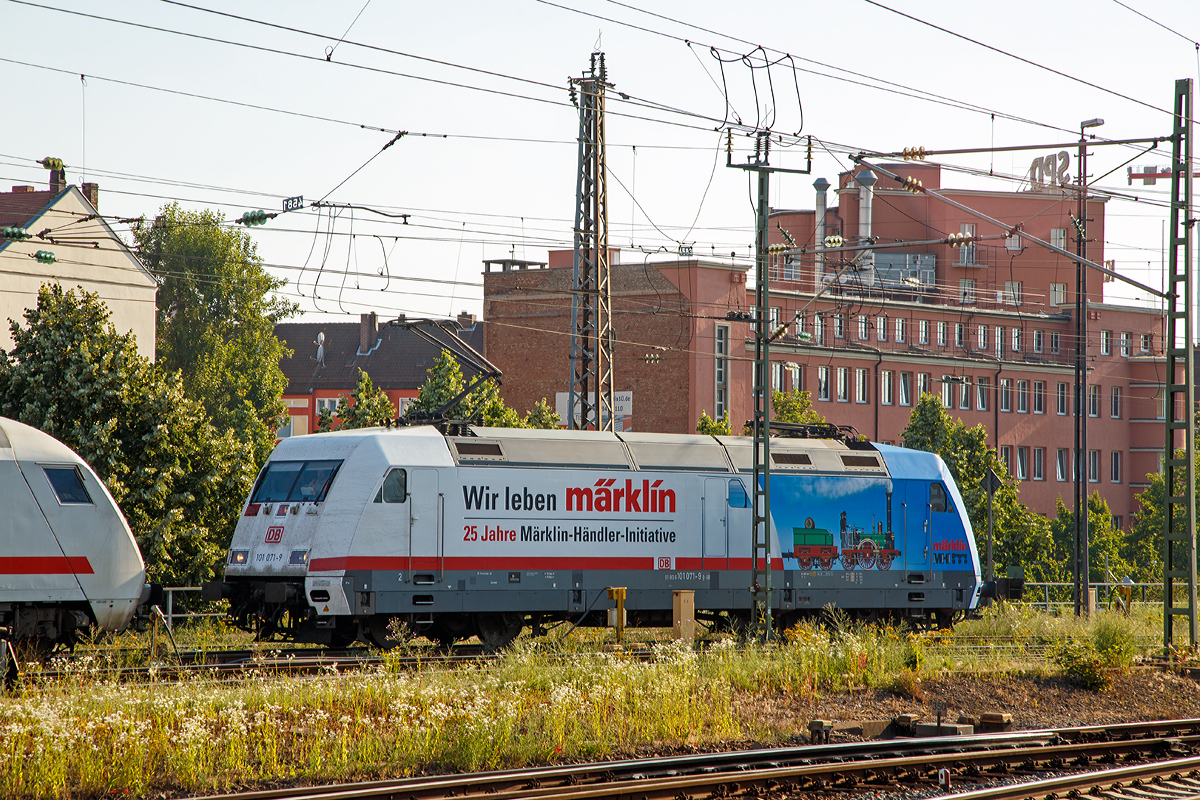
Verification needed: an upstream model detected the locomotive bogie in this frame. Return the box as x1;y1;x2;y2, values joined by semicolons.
211;427;983;644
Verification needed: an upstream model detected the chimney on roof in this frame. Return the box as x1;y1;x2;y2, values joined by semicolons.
81;183;99;209
360;312;378;355
12;185;35;193
49;169;67;194
457;311;477;329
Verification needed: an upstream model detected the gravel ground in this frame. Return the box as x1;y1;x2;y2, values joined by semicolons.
736;668;1200;741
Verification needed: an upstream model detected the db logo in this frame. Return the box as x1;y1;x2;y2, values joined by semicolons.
657;556;673;570
265;526;284;543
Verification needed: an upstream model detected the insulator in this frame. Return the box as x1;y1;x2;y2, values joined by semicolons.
33;250;56;264
824;235;844;248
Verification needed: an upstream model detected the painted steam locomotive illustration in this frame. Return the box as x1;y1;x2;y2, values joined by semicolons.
778;476;902;572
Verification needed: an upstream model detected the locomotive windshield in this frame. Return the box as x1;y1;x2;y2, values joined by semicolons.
252;459;343;503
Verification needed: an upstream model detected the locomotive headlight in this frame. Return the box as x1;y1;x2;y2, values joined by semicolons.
289;549;310;565
228;550;249;565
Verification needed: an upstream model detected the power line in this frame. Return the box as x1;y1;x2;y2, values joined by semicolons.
1109;0;1199;47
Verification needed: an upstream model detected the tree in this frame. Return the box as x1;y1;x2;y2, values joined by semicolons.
1050;493;1133;585
900;394;1056;581
0;285;255;586
697;410;733;436
316;369;396;432
132;203;298;465
523;397;562;429
409;349;525;427
772;388;825;425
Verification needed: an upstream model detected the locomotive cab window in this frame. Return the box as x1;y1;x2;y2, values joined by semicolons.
251;459;343;503
43;467;92;504
929;482;950;513
373;468;408;503
728;480;748;508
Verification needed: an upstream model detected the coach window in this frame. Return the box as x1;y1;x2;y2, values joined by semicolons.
728;481;748;508
929;482;949;513
374;468;408;504
43;467;93;505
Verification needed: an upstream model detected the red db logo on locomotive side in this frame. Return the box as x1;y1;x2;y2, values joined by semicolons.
265;526;284;544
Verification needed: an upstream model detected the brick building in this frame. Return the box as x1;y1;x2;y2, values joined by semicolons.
276;312;484;436
482;163;1166;525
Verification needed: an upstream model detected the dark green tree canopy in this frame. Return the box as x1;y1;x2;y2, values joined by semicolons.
317;369;396;432
411;350;558;429
133;203;297;464
0;285;255;585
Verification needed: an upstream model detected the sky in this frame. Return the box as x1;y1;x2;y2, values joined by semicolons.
3;0;1200;325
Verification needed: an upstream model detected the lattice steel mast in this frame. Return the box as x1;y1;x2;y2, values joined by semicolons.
1163;77;1197;650
568;52;614;431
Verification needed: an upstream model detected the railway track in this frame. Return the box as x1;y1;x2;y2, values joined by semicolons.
189;720;1200;800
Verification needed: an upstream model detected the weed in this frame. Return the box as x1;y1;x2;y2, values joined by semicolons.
1052;639;1111;692
885;670;925;701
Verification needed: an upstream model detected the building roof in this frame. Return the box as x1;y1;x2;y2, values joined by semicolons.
276;318;486;394
0;188;58;228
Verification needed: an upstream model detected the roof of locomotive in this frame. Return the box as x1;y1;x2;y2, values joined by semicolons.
0;416;91;464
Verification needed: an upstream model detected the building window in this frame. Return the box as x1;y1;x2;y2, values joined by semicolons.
960;378;971;410
1111;386;1121;419
817;366;830;401
1012;328;1022;353
1100;330;1112;355
715;324;729;421
977;377;990;411
1141;333;1151;353
977;324;987;351
1088;385;1100;417
834;314;845;339
881;370;894;405
1033;447;1045;481
772;362;783;391
277;417;294;438
1056;448;1069;482
858;315;869;341
1120;332;1131;357
1016;446;1029;480
999;378;1012;412
919;373;931;396
316;398;339;416
837;367;849;402
1088;449;1100;483
1033;381;1045;414
1006;233;1022;251
877;316;888;342
1111;451;1122;484
941;376;953;408
1050;283;1067;307
812;314;824;344
955;323;965;349
938;321;948;347
960;278;976;305
995;325;1004;357
1050;331;1061;354
896;317;906;343
1113;515;1123;531
899;372;912;406
794;314;805;338
1005;280;1022;306
1034;329;1044;353
1017;380;1029;413
999;445;1011;475
919;319;929;345
856;368;870;404
769;307;781;328
1057;382;1068;415
1050;228;1067;250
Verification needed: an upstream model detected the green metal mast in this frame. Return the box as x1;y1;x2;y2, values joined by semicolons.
1163;77;1197;652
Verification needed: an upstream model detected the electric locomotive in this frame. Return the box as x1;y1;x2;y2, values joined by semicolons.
0;417;150;652
206;424;982;648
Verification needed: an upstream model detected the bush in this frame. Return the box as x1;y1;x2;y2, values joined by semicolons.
1053;639;1111;691
1091;612;1139;669
886;670;925;701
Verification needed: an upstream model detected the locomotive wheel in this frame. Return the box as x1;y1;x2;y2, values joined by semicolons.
367;615;404;650
859;541;877;570
841;553;856;570
819;557;834;570
799;556;812;570
474;612;523;652
877;553;894;571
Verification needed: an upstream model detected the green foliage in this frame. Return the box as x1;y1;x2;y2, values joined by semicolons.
771;388;824;425
409;349;525;427
1052;639;1111;691
523;397;562;429
901;394;1056;581
133;202;298;465
0;285;255;586
1050;493;1133;585
315;369;395;432
696;410;732;436
1091;612;1140;669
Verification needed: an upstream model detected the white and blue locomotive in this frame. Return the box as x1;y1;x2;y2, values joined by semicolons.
206;425;982;647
